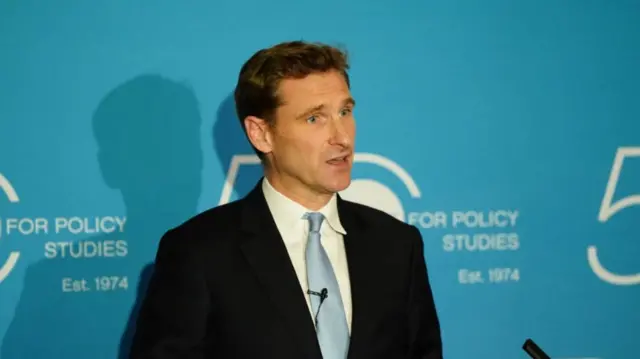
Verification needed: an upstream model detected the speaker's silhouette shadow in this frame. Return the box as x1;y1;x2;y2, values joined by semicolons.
1;75;203;359
212;92;263;202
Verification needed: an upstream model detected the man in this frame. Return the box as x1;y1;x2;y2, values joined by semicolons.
129;40;442;359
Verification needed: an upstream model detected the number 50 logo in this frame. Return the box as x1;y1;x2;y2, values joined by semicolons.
589;147;640;286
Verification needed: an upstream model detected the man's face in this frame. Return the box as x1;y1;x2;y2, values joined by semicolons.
264;70;356;197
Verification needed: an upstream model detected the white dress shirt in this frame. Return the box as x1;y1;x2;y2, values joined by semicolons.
262;178;352;333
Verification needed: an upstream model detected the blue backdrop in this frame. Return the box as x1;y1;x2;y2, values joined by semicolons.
1;1;639;358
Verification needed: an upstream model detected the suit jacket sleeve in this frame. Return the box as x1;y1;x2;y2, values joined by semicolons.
406;225;443;359
129;228;210;359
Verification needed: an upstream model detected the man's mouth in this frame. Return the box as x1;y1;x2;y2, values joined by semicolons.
327;155;350;165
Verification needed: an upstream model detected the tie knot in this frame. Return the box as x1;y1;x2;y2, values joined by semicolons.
304;212;324;233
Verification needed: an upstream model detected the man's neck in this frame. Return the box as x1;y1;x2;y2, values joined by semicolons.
264;172;332;211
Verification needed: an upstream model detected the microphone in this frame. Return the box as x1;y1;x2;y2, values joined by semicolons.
307;288;328;302
522;338;550;359
307;288;328;327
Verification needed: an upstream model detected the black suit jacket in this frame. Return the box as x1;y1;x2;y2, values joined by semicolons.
129;180;442;359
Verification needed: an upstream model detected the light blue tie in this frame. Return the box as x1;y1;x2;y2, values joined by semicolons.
304;212;350;359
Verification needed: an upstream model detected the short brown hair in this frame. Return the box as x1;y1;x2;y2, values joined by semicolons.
233;40;350;158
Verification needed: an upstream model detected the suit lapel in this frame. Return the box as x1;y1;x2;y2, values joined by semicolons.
238;181;322;359
338;196;379;359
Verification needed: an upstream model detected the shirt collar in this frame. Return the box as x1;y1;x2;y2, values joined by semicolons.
262;177;347;235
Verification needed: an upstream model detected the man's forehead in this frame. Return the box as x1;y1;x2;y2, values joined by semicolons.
278;81;350;105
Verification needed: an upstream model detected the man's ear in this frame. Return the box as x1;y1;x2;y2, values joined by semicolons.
243;115;273;155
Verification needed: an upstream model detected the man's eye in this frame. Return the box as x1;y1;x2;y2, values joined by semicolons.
307;115;317;124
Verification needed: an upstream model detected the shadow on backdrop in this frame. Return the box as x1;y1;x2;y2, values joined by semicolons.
212;92;262;202
1;75;203;359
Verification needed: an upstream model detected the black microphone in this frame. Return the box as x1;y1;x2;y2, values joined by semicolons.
307;288;328;327
319;288;328;301
307;288;328;302
522;338;550;359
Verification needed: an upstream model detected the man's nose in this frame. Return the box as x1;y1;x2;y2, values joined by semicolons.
328;117;352;147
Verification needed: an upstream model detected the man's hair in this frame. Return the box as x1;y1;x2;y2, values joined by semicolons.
233;40;350;158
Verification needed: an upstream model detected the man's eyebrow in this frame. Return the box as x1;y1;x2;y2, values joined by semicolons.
343;97;356;107
295;104;326;120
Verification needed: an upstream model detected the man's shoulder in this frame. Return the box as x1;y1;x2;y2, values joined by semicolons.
340;198;418;237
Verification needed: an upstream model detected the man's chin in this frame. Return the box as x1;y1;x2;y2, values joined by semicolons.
321;176;352;194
